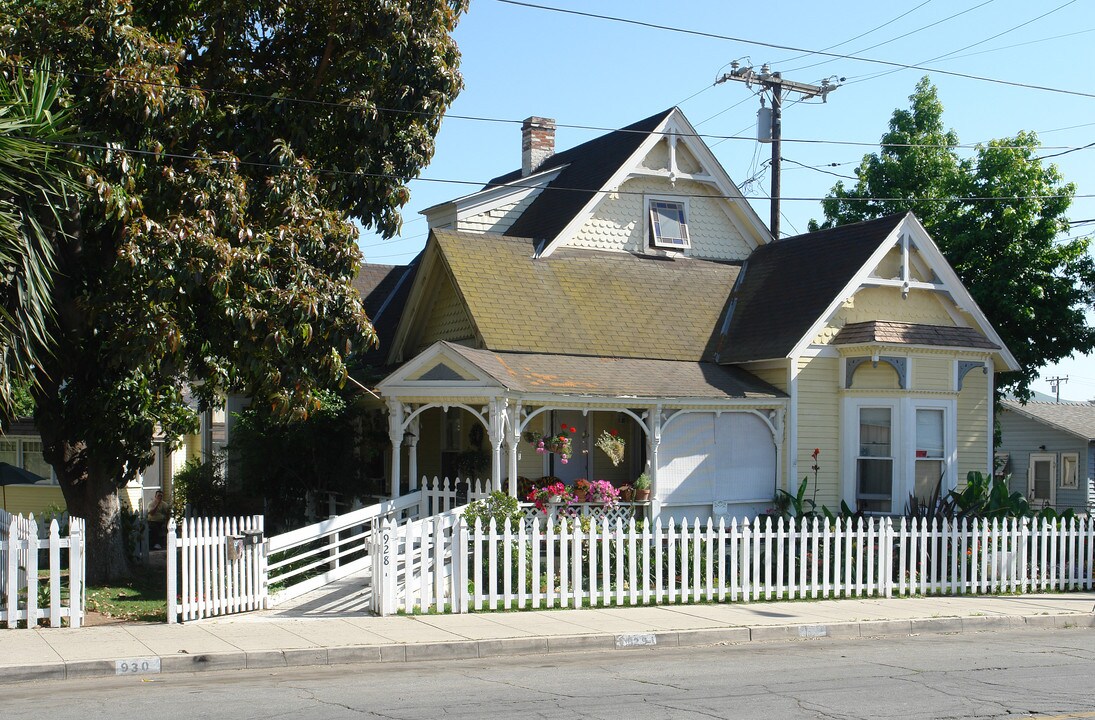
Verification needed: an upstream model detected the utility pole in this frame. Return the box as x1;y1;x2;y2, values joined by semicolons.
716;62;840;239
1048;376;1069;403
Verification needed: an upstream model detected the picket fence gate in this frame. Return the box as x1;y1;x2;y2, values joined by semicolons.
167;515;266;622
0;510;85;629
370;514;1095;615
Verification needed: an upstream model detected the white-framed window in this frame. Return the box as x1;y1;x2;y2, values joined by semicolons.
856;406;894;513
914;408;945;500
1028;453;1056;506
843;397;956;514
646;196;690;250
1061;452;1079;489
0;436;56;483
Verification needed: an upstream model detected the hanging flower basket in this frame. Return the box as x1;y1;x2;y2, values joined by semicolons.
595;429;625;467
523;426;575;463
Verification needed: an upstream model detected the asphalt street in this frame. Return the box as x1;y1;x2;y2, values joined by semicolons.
5;626;1095;719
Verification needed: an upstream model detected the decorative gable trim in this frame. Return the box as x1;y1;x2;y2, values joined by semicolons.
378;341;504;394
788;213;1020;372
420;166;565;230
538;109;771;257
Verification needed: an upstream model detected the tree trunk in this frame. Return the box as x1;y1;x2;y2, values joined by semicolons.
47;437;130;585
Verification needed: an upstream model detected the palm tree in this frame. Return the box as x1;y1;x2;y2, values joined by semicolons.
0;61;80;420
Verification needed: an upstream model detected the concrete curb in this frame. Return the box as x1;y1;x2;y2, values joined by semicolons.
3;612;1092;685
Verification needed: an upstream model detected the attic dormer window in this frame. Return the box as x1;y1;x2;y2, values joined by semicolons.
648;199;690;250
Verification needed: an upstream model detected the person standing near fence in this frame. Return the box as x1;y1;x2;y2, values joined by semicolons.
148;490;170;550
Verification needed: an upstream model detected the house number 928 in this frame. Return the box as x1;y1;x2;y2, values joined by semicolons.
383;533;391;565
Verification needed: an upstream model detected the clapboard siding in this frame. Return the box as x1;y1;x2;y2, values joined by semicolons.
796;356;841;506
997;408;1093;512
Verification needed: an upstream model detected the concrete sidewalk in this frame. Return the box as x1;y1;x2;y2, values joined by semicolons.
3;593;1094;684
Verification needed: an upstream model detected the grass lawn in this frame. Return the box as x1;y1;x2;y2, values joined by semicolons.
86;564;167;623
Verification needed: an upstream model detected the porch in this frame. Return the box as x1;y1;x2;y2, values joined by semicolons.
377;341;789;522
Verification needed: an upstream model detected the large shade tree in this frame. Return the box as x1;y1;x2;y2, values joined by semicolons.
813;77;1095;399
1;0;468;581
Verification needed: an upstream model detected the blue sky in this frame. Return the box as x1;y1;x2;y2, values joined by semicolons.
359;0;1095;400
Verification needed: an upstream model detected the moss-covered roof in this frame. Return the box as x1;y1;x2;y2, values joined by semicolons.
442;342;786;400
431;229;740;362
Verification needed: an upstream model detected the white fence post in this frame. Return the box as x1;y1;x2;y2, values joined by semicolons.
166;518;178;623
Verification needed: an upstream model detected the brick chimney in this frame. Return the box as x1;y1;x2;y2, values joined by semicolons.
521;116;555;176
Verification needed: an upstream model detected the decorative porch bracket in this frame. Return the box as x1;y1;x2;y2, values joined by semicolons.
957;360;988;391
845;355;907;389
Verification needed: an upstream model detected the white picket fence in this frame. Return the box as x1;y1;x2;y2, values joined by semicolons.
167;477;492;622
166;515;266;623
369;514;1095;615
0;510;85;628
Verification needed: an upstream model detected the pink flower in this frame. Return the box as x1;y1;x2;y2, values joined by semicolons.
560;458;568;464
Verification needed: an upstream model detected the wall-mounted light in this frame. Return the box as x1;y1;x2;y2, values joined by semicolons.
1038;444;1047;451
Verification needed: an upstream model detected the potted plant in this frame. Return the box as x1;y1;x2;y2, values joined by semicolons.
523;424;575;464
574;478;590;502
526;481;572;512
618;483;634;502
595;429;625;466
587;479;620;507
633;472;651;502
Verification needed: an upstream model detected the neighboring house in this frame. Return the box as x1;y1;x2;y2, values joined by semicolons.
1;407;224;518
363;107;1018;521
998;400;1095;512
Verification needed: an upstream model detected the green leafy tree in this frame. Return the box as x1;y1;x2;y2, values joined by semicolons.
813;77;1095;399
0;62;79;420
2;0;467;581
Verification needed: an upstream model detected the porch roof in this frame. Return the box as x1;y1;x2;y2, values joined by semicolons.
443;343;786;401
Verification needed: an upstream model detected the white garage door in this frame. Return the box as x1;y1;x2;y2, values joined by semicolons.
657;412;776;510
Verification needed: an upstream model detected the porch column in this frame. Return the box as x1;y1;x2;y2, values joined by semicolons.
488;398;506;492
649;404;663;518
506;402;522;497
387;399;405;499
407;414;421;491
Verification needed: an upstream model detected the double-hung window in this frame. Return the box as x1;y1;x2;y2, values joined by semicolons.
914;409;945;502
856;407;894;513
648;199;690;249
846;397;955;514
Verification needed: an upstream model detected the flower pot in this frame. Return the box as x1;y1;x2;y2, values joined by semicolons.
634;489;651;502
575;490;588;503
619;487;634;502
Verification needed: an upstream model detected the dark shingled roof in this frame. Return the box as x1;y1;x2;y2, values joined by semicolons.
353;261;419;370
443;342;786;400
1001;400;1095;441
491;108;675;244
717;214;907;363
833;320;999;350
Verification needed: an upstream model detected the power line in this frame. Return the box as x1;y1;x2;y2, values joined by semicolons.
771;0;939;68
781;156;859;181
36;136;1094;205
847;0;1077;86
494;0;1095;99
11;59;1088;153
783;0;995;76
928;26;1095;65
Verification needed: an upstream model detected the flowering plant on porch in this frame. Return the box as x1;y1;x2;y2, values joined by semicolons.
586;479;620;506
522;426;574;463
595;429;625;466
526;482;573;512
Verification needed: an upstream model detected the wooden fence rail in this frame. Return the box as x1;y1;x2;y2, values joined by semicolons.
0;511;85;629
371;514;1095;615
